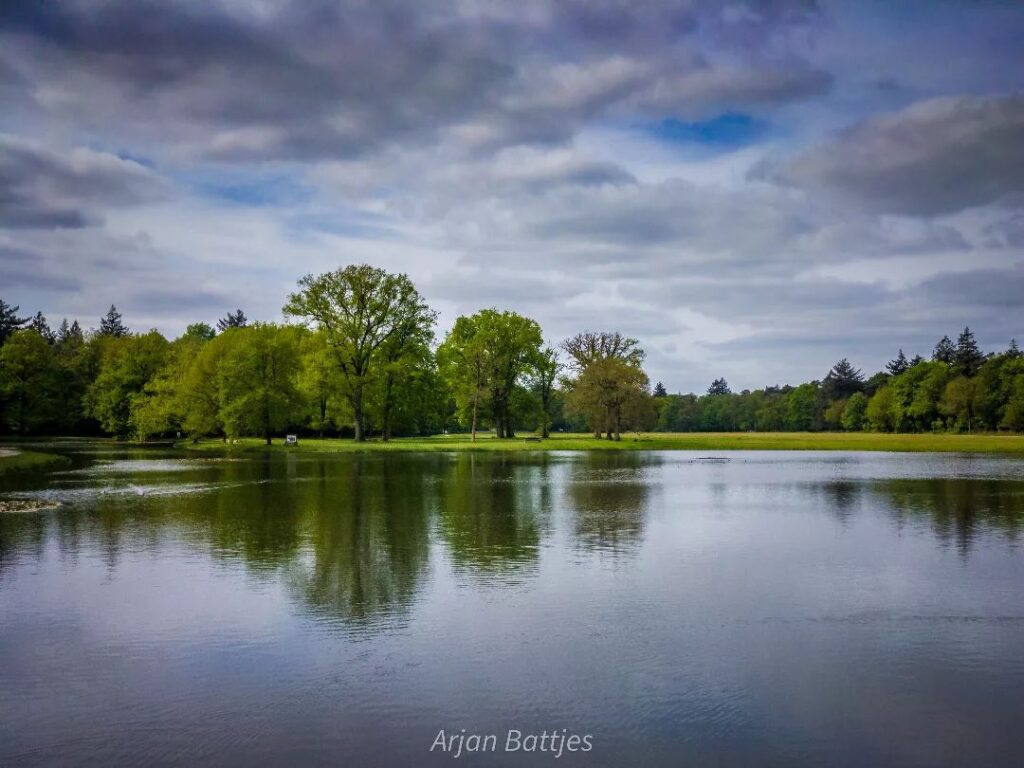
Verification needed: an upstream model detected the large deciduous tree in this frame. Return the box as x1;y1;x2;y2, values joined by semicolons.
0;330;59;433
561;331;644;372
218;324;301;445
438;309;543;439
565;357;650;440
85;331;169;435
283;265;435;441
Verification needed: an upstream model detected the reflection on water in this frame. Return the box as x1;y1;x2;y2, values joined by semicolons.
1;447;1024;766
565;452;654;555
878;478;1024;553
435;454;544;574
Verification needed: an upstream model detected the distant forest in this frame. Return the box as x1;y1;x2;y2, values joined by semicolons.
1;264;1022;441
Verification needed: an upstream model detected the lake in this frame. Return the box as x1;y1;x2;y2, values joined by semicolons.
1;445;1023;766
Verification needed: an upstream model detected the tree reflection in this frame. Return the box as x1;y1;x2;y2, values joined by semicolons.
284;455;433;626
565;452;655;555
875;478;1023;555
435;454;543;573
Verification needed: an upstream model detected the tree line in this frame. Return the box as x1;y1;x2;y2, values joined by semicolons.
1;270;1022;440
653;330;1023;434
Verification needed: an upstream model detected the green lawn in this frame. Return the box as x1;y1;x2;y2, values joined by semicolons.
183;431;1024;454
0;448;71;476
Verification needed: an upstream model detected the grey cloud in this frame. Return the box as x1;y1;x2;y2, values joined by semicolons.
132;287;232;312
0;135;169;229
0;245;81;291
981;209;1024;249
760;94;1024;215
0;0;831;162
634;57;832;118
918;265;1024;310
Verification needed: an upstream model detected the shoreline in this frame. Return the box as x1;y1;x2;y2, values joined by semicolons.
179;432;1024;455
0;448;72;476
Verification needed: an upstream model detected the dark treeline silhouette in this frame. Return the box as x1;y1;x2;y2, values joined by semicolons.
1;277;1022;441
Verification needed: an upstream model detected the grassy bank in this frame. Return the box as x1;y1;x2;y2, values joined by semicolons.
183;432;1024;455
0;448;71;476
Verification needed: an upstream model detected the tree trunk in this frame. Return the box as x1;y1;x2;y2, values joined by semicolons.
471;392;478;442
319;396;327;439
381;373;394;442
352;384;365;441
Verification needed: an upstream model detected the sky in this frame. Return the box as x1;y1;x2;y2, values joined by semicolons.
1;0;1022;393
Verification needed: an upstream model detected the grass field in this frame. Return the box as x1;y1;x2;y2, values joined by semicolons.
183;431;1024;455
0;448;72;476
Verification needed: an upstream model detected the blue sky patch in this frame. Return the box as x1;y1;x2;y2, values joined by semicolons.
188;172;313;207
644;113;767;148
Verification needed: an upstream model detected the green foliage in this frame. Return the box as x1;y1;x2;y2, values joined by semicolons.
4;285;1024;442
218;324;301;443
866;385;896;432
0;298;29;346
0;330;59;432
841;392;868;431
98;304;129;338
707;377;731;395
217;309;247;332
565;357;651;440
785;382;822;431
284;264;436;441
437;309;543;439
932;335;955;364
84;331;169;435
823;358;864;400
183;322;216;341
954;327;984;377
886;349;909;376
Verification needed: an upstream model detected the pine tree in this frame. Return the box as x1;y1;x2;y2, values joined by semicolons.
653;381;667;397
954;326;984;376
823;358;865;399
910;354;925;367
217;309;247;332
708;377;731;395
1006;339;1021;359
30;312;55;343
0;298;29;346
99;305;129;337
56;318;71;344
886;349;909;376
932;335;955;365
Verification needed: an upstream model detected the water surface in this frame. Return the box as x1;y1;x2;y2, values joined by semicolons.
2;446;1023;766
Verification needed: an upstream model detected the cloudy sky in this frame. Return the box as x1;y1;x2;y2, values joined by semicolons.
1;0;1022;392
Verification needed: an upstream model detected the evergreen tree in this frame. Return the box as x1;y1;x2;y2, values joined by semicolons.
823;358;864;399
217;309;247;332
56;318;72;344
954;326;984;376
886;349;909;376
910;354;926;367
932;335;955;364
708;377;731;395
0;298;29;346
30;312;55;343
1006;339;1020;359
99;305;129;337
653;381;668;398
